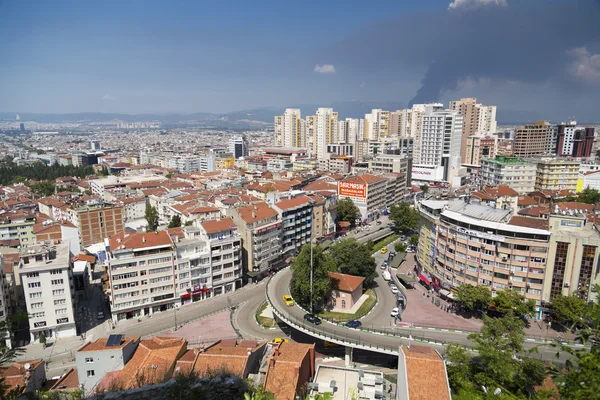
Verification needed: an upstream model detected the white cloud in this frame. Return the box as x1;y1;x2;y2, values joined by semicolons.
568;47;600;84
314;64;336;74
448;0;507;10
101;94;115;100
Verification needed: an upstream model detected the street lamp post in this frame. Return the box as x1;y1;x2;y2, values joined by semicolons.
310;207;314;314
173;306;178;332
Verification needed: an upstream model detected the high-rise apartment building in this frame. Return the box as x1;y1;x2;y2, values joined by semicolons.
449;98;497;162
465;135;497;167
556;121;595;158
315;108;338;160
274;109;305;148
228;136;249;159
364;109;390;141
513;122;554;158
273;195;314;256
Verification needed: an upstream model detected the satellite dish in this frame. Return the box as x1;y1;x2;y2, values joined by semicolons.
23;363;31;370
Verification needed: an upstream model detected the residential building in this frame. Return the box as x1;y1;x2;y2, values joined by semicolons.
364;109;390;141
318;154;353;174
464;135;497;167
0;255;8;347
337;174;387;222
545;213;600;302
480;155;536;194
449;97;497;162
106;231;177;322
89;175;166;199
368;137;414;158
432;200;551;318
315;108;339;160
535;159;580;192
397;345;451;400
119;197;147;222
556;121;595;158
381;172;409;207
167;155;202;173
229;202;283;282
264;342;315;400
369;154;412;179
306;192;337;241
228;136;249;159
470;185;519;215
275;109;305;148
416;200;447;274
76;335;140;394
19;242;78;342
579;170;600;192
0;212;36;247
513;122;554;157
309;365;383;400
338;118;362;157
77;204;125;247
273;195;313;256
190;339;266;379
0;360;46;395
199;153;216;173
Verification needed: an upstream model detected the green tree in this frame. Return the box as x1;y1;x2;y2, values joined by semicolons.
290;244;335;310
28;180;56;196
445;345;475;393
145;205;159;232
469;315;525;389
551;294;588;331
578;187;600;204
38;332;46;346
336;197;359;227
389;202;419;233
168;214;182;229
455;284;492;314
328;238;377;286
408;234;419;247
395;242;407;252
419;184;429;194
491;289;536;318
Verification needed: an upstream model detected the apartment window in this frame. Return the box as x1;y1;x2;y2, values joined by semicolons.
29;292;42;299
56;308;67;315
28;282;41;288
54;299;66;306
31;302;44;309
50;270;62;275
52;289;65;296
86;358;93;364
31;312;45;318
87;370;95;377
148;257;171;265
148;266;171;275
51;279;64;285
26;272;39;278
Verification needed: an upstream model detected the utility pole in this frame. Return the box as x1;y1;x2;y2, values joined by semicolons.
310;207;314;314
173;307;178;332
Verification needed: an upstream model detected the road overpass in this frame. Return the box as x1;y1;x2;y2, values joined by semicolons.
267;267;576;364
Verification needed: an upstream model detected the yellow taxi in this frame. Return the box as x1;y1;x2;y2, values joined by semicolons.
272;338;288;344
380;248;388;254
283;295;295;307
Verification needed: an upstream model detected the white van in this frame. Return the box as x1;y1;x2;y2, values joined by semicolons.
383;270;391;281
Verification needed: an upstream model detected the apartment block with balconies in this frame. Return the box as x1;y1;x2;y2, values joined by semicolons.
433;200;551;319
274;195;314;256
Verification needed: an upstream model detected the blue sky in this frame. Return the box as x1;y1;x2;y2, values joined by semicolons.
0;0;599;121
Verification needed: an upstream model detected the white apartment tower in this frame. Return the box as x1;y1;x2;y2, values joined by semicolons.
274;109;305;148
449;97;497;162
19;242;77;342
364;109;390;141
315;108;338;160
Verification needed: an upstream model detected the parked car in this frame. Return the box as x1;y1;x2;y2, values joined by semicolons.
283;295;295;307
380;263;387;270
380;248;388;254
345;320;362;329
271;337;288;344
391;308;400;317
304;313;322;325
390;286;399;294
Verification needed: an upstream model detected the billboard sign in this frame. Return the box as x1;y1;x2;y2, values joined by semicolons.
338;181;366;199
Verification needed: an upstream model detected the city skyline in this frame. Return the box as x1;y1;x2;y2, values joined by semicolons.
0;0;599;121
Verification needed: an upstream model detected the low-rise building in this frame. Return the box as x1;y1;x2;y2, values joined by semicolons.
0;359;46;395
190;339;266;379
397;345;451;400
480;155;536;194
328;272;364;311
264;342;315;400
0;212;36;247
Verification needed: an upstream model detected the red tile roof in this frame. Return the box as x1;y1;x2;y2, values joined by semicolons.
236;202;278;224
275;195;312;211
200;217;236;234
328;272;364;293
50;368;79;390
109;231;173;251
340;174;386;185
508;216;550;230
401;345;450;400
264;342;315;400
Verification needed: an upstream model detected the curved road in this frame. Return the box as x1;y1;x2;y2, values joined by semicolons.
267;267;575;363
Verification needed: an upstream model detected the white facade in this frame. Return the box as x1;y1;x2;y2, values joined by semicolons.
275;109;305;148
199;154;216;173
228;136;249;159
364;109;390;141
19;243;77;342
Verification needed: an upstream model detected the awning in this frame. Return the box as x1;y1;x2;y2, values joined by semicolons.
439;289;451;297
418;274;432;286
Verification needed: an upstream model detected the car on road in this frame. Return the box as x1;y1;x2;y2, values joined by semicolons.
324;340;340;348
283;295;294;307
304;313;322;325
390;286;399;294
97;306;104;320
380;263;387;270
345;320;362;329
376;220;382;225
380;248;388;254
271;338;288;344
391;307;400;317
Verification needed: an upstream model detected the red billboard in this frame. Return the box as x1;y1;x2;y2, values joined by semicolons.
338;181;366;199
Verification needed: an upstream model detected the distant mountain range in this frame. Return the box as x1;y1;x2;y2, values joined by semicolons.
1;102;590;126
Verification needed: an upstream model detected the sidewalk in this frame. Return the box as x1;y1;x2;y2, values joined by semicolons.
16;335;87;362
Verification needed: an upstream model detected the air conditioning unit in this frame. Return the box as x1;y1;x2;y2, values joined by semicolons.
564;283;570;288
